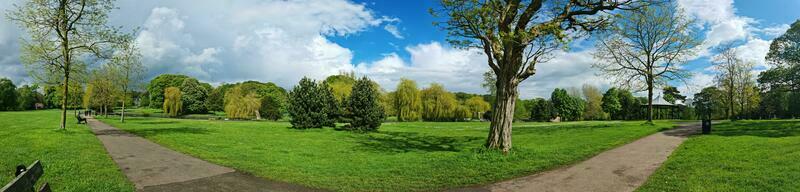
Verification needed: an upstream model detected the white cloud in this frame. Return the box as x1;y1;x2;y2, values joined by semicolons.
756;24;790;38
733;38;772;69
384;24;404;39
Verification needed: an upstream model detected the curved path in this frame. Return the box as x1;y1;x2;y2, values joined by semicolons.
87;118;323;192
456;123;700;192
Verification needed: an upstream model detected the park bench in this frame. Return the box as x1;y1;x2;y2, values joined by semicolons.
0;160;50;192
76;111;87;124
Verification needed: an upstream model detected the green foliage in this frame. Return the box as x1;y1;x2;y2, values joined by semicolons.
601;87;622;118
16;84;43;110
289;77;331;128
551;88;585;121
617;89;641;120
393;78;423;121
766;20;800;66
694;87;724;120
662;86;686;104
179;78;210;114
0;78;18;111
205;84;228;112
319;83;340;127
163;87;182;117
421;83;459;121
529;98;553;121
582;84;606;120
237;81;287;120
224;85;261;120
514;99;532;121
147;74;189;108
345;77;385;131
464;96;491;120
323;73;356;103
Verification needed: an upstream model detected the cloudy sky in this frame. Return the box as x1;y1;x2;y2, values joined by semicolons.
1;0;798;99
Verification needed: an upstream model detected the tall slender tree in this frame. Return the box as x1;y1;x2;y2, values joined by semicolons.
434;0;646;152
8;0;125;129
109;37;144;123
593;3;699;124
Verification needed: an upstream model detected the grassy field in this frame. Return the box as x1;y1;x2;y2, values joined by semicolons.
638;120;800;192
0;110;134;191
98;116;675;191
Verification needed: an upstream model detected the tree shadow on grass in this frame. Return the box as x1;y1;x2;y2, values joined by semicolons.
712;121;800;138
352;131;483;153
137;121;179;125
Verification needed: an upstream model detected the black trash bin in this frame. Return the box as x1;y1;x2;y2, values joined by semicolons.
701;119;711;134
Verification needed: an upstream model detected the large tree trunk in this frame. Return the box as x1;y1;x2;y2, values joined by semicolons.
646;77;654;124
120;99;125;123
486;78;518;153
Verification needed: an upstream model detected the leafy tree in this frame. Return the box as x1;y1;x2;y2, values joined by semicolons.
109;37;144;123
237;81;287;120
224;85;261;120
393;78;423;121
617;89;640;120
464;96;491;120
601;88;622;119
551;88;585;121
593;3;699;124
288;77;328;128
434;0;644;152
421;83;458;121
16;84;43;110
766;20;800;66
147;74;189;108
662;86;686;105
582;84;605;120
163;87;182;117
345;77;385;131
529;98;553;121
179;78;209;114
694;87;723;120
85;66;120;116
0;78;18;111
514;99;532;120
205;84;229;112
323;73;356;103
713;44;755;120
9;0;126;129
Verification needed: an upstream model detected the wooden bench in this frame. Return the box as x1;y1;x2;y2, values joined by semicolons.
1;160;50;192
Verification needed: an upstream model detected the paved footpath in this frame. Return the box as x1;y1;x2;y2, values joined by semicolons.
87;118;323;192
456;123;700;192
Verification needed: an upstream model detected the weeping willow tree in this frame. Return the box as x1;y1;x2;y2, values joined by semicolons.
224;85;261;120
421;83;459;121
465;96;491;120
393;78;423;121
163;87;182;117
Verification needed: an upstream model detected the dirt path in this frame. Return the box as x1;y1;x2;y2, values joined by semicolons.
456;123;700;192
87;118;322;192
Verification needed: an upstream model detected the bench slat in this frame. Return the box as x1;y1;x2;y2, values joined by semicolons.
1;160;44;192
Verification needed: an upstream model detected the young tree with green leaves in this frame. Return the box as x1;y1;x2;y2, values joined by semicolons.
0;78;18;111
179;78;210;114
109;37;144;122
9;0;126;129
224;85;261;120
601;87;622;119
421;83;458;121
434;0;645;152
464;96;491;120
593;3;699;124
582;84;605;120
551;88;585;121
163;87;182;117
345;77;385;131
393;78;423;121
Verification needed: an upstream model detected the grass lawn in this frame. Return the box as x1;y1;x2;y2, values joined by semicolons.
0;110;134;191
638;120;800;192
99;116;675;191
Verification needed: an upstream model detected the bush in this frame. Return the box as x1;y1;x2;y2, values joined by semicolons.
344;77;384;131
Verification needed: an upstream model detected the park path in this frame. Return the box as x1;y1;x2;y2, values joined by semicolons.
86;118;323;192
456;123;700;192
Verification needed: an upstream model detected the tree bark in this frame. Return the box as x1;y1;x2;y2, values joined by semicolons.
58;1;70;130
120;98;125;123
60;75;69;130
485;78;518;153
646;77;654;124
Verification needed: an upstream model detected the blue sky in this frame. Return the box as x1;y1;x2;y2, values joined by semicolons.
0;0;797;99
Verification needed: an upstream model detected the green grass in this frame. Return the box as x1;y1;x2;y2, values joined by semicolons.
638;120;800;192
98;116;675;191
0;110;134;191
